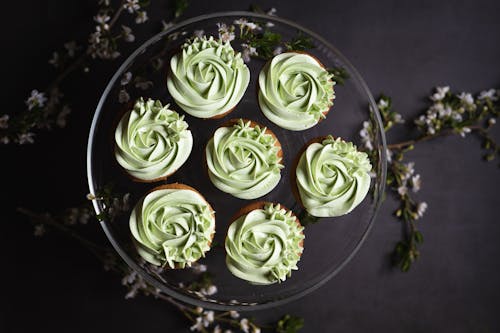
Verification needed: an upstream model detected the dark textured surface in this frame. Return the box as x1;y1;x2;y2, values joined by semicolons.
3;0;500;332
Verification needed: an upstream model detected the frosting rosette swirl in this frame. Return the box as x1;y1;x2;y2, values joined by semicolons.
258;52;335;131
129;185;215;268
114;98;193;181
206;119;284;200
167;36;250;119
225;203;304;284
295;136;372;217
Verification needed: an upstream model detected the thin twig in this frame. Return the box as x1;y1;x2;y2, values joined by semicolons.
387;125;483;150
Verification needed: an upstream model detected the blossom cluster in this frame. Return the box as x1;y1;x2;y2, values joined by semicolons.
415;86;498;137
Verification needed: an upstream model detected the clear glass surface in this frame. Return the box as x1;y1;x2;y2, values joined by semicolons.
87;11;387;311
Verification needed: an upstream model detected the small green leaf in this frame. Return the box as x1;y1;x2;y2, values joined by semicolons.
297;210;320;226
249;4;265;13
172;0;189;18
414;231;424;244
401;257;411;272
284;32;314;52
276;314;304;333
485;153;495;161
249;30;282;60
327;66;349;85
395;241;406;254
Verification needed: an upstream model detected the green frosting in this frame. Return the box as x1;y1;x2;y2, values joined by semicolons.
296;136;372;217
115;98;193;181
225;203;304;285
129;187;215;268
206;119;283;200
167;36;250;119
258;52;335;131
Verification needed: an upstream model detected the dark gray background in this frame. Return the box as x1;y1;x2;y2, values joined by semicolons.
3;0;500;332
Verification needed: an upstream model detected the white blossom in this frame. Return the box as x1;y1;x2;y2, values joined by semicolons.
122;25;135;42
34;224;46;237
234;18;260;31
403;162;415;180
64;41;78;57
94;14;110;30
397;185;408;197
458;126;471;138
377;98;389;109
488;118;496;126
265;22;275;28
26;90;47;110
161;20;174;31
273;46;283;56
200;284;217;296
217;23;235;43
66;208;79;225
1;136;9;144
190;317;204;332
416;202;428;219
241;43;258;63
122;269;147;299
18;132;35;144
359;120;373;151
56;105;72;128
135;79;153;90
124;0;140;13
240;319;250;333
458;92;474;106
191;263;207;274
393;113;404;123
252;327;261;333
0;114;9;129
430;86;449;101
195;306;204;314
478;89;498;101
213;325;222;333
107;193;131;219
121;72;133;86
119;89;130;103
411;174;421;192
438;106;452;118
135;11;148;24
451;111;462;122
193;29;205;38
48;52;60;67
267;7;277;15
79;208;91;225
202;311;215;327
229;310;240;319
386;148;393;163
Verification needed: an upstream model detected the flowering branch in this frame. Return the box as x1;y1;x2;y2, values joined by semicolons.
360;88;499;271
20;187;303;333
0;0;155;144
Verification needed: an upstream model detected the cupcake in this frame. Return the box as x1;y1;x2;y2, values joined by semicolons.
258;51;335;131
292;135;372;217
114;98;193;182
167;36;250;119
225;202;304;285
129;183;216;268
205;118;284;200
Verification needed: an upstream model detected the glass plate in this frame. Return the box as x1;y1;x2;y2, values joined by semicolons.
87;11;387;311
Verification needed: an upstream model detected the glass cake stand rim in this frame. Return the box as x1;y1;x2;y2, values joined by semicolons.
86;10;387;311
